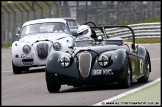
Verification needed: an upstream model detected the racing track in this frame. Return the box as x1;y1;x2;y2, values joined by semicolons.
1;43;160;106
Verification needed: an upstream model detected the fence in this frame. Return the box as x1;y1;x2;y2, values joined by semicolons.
1;1;161;45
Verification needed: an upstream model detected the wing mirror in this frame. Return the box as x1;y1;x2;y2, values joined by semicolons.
68;43;74;48
68;39;75;48
97;36;103;41
15;33;20;37
15;26;21;37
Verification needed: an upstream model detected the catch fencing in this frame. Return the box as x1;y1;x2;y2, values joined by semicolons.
1;1;161;44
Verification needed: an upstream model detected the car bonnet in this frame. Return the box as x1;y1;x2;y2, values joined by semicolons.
19;33;71;44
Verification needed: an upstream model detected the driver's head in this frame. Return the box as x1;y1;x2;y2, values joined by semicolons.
77;25;92;38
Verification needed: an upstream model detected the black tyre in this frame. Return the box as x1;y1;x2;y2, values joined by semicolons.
137;52;151;83
47;83;61;93
118;58;131;88
12;61;22;74
45;70;61;93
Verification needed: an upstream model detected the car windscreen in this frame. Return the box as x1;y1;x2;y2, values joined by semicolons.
21;22;69;37
66;19;78;27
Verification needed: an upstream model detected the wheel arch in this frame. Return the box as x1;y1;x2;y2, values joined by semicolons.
137;45;151;73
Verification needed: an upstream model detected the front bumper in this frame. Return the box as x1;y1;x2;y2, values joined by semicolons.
46;69;123;86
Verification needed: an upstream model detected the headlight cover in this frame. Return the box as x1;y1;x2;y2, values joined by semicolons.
98;54;109;67
59;56;70;68
53;42;61;51
23;45;31;54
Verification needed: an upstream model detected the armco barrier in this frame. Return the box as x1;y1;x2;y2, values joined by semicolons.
97;22;161;39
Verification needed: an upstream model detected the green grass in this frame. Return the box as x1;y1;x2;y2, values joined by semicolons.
119;18;160;26
104;82;161;106
125;37;160;44
1;43;12;48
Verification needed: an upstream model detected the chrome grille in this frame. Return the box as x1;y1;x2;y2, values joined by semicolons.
79;53;92;78
36;43;49;59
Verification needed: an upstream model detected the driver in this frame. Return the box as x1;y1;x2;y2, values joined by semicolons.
76;25;92;40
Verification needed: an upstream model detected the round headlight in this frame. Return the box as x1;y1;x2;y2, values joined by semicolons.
59;56;70;68
23;45;31;54
53;42;61;51
98;55;109;67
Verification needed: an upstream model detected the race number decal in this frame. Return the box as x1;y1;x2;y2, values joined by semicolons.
21;53;34;58
131;62;135;73
139;60;144;73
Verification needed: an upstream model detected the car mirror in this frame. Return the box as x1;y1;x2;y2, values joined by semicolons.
15;27;21;37
68;41;75;48
15;33;20;37
97;36;103;41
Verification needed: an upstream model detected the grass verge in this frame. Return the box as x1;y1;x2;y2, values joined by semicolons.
125;37;160;44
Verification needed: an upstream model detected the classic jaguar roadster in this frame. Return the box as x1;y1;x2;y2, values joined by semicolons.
12;18;74;74
45;22;151;93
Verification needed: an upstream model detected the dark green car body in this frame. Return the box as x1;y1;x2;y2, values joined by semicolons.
45;22;151;93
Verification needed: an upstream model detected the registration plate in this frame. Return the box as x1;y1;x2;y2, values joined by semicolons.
92;69;113;75
21;54;34;58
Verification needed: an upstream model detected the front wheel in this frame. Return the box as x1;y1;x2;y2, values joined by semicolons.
12;61;22;74
47;83;61;93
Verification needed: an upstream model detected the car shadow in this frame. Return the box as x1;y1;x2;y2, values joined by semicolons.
60;81;149;93
59;82;140;93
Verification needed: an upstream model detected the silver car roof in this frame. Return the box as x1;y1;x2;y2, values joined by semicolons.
22;18;67;27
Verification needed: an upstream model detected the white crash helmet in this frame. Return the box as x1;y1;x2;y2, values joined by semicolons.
77;25;92;40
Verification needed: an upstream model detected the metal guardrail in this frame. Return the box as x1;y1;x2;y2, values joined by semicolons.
96;22;161;39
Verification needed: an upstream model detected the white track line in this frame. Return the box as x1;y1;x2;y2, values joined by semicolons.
151;58;160;61
93;78;161;106
2;70;13;73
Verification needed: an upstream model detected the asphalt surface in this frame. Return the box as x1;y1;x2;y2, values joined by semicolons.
1;43;160;106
